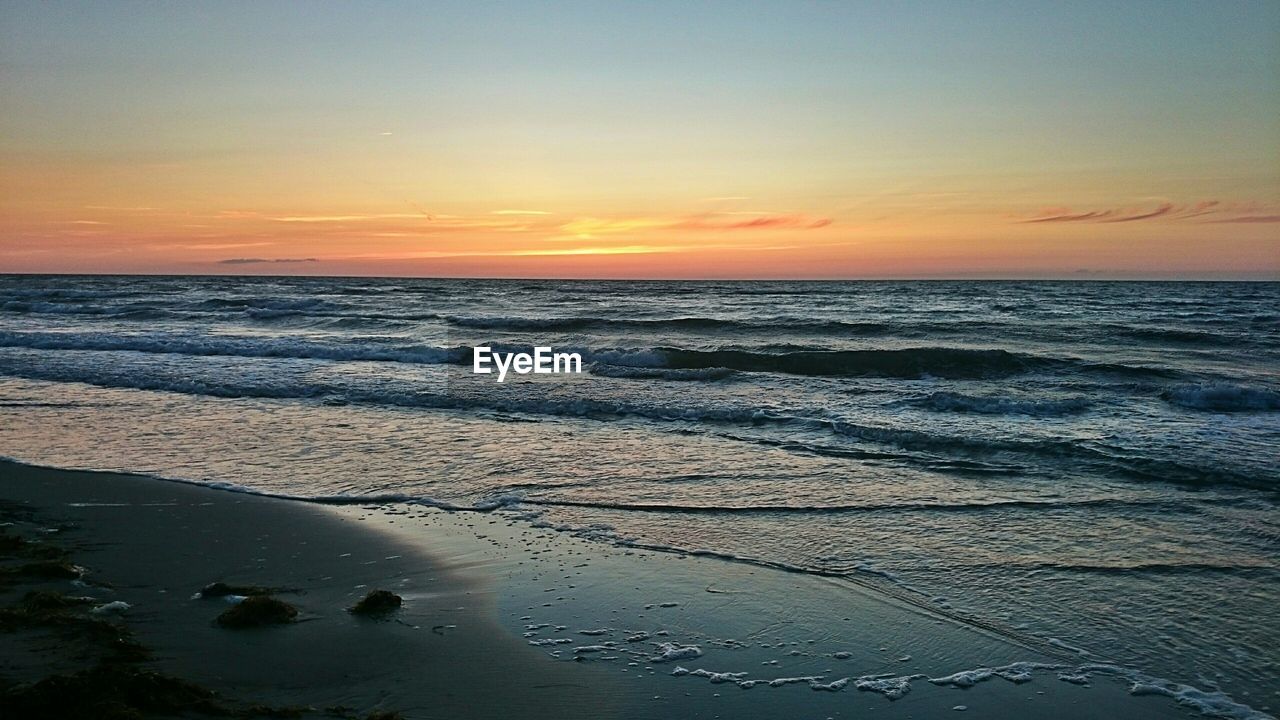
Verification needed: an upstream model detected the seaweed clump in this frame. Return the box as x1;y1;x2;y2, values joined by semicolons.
21;589;95;611
0;663;224;719
6;560;82;580
348;590;402;617
324;709;405;720
215;595;298;628
0;590;147;661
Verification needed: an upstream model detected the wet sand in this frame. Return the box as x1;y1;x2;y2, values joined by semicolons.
1;459;1202;718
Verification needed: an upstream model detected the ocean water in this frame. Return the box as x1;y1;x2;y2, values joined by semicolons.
0;275;1277;711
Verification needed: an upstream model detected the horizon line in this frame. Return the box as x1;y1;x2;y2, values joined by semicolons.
2;271;1278;283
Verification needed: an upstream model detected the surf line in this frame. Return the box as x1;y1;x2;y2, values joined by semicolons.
472;346;583;383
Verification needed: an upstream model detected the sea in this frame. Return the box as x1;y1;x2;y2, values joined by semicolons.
0;275;1276;713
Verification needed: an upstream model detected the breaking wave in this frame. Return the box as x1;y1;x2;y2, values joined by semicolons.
1162;383;1280;412
910;390;1092;416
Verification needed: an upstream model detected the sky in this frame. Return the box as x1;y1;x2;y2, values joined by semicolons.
1;1;1277;279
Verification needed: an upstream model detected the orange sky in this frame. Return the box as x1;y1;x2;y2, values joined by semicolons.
2;3;1277;279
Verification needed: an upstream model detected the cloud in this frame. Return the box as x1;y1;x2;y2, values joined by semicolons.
1021;210;1116;223
342;240;848;261
675;214;832;230
217;257;319;265
1099;202;1176;223
269;214;425;222
212;207;832;240
150;241;274;251
1019;200;1274;224
561;214;832;236
1210;215;1280;223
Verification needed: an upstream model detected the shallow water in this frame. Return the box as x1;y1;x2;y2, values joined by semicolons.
0;275;1276;713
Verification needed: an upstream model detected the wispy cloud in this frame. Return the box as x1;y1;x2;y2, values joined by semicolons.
150;241;275;251
343;240;839;261
1099;202;1177;223
675;214;832;230
269;214;426;223
1019;200;1273;224
1210;215;1280;223
211;208;832;240
1020;209;1114;223
217;257;319;265
561;214;832;236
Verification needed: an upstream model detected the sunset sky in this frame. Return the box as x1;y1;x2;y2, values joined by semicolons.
2;1;1277;279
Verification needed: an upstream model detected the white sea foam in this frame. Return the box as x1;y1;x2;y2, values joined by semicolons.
853;674;924;699
665;657;1276;719
810;677;850;692
649;642;702;663
90;600;131;615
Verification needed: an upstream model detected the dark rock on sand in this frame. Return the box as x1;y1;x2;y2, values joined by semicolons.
215;595;298;628
349;589;403;616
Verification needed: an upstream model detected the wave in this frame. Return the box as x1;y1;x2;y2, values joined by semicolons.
0;329;1180;381
2;354;1271;490
1106;324;1239;346
444;314;894;335
589;364;737;381
1162;383;1280;412
0;330;461;365
910;390;1092;416
644;347;1179;380
2;301;112;315
1020;561;1275;576
1;301;181;321
191;297;335;311
821;419;1273;489
0;288;143;301
515;495;1210;516
647;347;1038;378
0;296;451;328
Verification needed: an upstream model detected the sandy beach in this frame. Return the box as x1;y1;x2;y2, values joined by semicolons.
1;458;1213;719
1;460;622;718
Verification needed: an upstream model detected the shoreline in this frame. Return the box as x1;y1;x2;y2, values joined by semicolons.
2;457;1259;719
